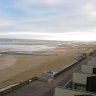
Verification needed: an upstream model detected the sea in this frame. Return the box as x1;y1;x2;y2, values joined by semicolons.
0;44;56;53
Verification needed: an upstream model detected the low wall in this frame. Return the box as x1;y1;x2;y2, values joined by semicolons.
0;77;37;96
55;55;86;77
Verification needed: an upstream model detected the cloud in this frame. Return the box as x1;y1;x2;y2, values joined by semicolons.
41;0;65;5
1;32;96;41
14;0;65;7
0;18;14;26
81;3;96;21
0;0;96;35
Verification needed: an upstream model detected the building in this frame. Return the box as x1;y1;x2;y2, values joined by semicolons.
72;72;96;92
55;87;96;96
81;65;96;74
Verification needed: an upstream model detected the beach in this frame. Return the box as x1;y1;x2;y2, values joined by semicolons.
0;43;95;88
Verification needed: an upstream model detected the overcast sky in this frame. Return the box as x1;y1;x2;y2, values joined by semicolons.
0;0;96;41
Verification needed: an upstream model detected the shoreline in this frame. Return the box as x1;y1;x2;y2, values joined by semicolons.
0;44;95;88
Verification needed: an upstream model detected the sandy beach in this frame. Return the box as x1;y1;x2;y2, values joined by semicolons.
0;43;95;88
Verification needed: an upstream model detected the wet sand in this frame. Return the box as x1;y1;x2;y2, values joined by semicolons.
0;44;95;88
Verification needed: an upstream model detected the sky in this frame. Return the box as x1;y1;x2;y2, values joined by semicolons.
0;0;96;41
